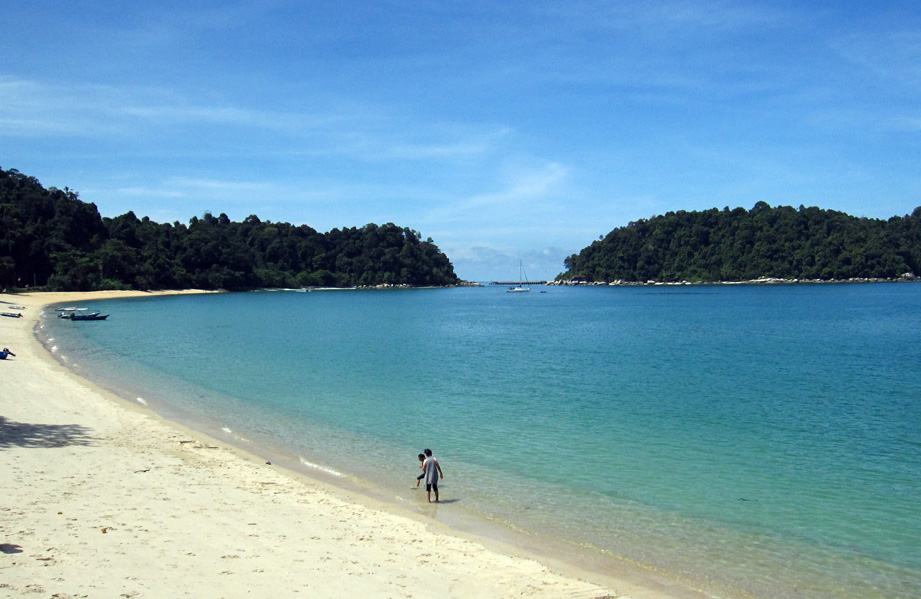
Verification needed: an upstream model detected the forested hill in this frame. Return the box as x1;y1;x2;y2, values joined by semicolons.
0;167;459;291
560;202;921;283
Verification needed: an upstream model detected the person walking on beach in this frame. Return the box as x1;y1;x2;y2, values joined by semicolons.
422;448;443;503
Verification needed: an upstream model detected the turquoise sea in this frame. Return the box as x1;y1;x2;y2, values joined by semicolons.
38;284;921;599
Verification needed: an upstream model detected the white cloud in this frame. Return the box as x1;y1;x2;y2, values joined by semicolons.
0;75;511;169
890;116;921;132
116;187;188;199
831;30;921;91
453;161;571;215
0;77;100;136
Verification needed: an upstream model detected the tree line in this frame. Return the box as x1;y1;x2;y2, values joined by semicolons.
0;167;459;291
560;202;921;283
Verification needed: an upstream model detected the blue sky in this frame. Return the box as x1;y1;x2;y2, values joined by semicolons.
3;1;920;281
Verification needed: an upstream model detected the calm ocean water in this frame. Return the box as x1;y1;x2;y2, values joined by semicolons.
39;284;921;599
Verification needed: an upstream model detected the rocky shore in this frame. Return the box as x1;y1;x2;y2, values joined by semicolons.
549;273;919;286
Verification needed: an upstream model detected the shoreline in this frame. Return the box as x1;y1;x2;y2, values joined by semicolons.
1;290;694;598
548;276;918;286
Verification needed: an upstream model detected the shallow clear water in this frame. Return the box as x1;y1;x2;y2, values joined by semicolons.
40;284;921;598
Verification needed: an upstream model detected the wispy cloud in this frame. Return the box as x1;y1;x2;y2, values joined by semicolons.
116;186;188;199
374;127;511;161
0;76;342;136
0;77;105;136
539;0;792;37
455;161;571;214
318;122;510;163
889;116;921;132
416;160;576;278
830;30;921;91
108;176;337;205
0;76;508;166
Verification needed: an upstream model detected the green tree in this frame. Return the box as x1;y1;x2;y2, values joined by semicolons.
559;202;921;282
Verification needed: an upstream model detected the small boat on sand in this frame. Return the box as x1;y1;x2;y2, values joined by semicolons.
0;347;16;359
1;312;22;318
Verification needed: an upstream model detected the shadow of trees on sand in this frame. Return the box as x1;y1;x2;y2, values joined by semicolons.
0;416;96;449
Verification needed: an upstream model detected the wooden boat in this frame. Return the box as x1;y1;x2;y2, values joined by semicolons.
0;347;16;360
1;312;22;318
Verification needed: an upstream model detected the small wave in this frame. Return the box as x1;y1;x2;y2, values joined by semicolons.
50;345;58;353
299;457;343;477
217;427;253;444
136;397;147;405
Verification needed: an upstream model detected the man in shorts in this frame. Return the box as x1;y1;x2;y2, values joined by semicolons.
422;448;444;503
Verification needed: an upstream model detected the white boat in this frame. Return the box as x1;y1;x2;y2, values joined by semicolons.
507;261;531;293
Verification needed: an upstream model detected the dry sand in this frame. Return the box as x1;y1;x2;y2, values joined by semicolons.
0;290;689;599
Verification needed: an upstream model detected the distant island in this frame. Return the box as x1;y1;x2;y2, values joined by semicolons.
0;167;459;291
6;166;920;291
558;202;921;284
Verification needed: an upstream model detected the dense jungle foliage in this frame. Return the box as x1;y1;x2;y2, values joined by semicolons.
0;167;459;291
561;202;921;283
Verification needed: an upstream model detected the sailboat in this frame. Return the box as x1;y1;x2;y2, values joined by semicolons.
507;261;530;293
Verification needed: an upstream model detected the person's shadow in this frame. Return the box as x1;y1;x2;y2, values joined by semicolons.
0;416;96;450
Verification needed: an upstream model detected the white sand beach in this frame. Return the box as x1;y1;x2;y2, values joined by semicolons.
0;291;693;599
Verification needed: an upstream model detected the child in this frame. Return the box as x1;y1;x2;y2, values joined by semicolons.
415;453;425;487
